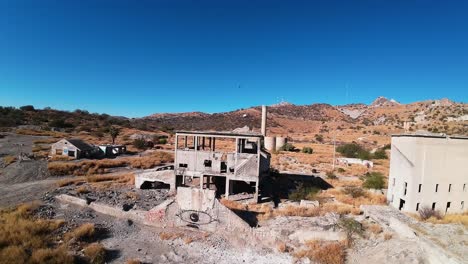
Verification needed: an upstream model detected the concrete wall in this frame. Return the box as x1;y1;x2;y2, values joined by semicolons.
387;136;468;213
264;136;276;151
51;139;80;159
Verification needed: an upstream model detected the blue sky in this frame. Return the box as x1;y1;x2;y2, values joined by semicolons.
0;0;467;117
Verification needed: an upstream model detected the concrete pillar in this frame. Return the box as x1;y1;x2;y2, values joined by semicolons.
254;180;259;203
261;105;267;136
225;178;230;199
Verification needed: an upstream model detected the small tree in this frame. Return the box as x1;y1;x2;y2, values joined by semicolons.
133;138;147;150
280;143;296;152
362;172;385;189
109;126;120;145
315;134;324;143
372;149;388;159
301;147;313;154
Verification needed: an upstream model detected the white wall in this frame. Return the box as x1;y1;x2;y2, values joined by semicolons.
387;136;468;213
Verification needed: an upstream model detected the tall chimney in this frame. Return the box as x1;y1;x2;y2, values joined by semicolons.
261;105;267;136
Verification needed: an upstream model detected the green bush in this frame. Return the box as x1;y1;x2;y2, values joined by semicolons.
132;138;147;150
362;172;385;189
301;147;313;154
158;138;167;144
336;143;371;160
372;149;388;159
289;183;320;201
315;134;324;143
280;143;296;152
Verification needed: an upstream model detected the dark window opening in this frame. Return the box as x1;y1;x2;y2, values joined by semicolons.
432;202;436;210
399;199;405;210
435;184;439;192
448;184;452;192
464;184;466;192
179;163;188;168
220;162;227;173
446;202;451;213
204;160;212;167
416;203;420;211
418;184;422;193
140;181;170;190
404;182;407;195
68;150;75;157
462;201;465;210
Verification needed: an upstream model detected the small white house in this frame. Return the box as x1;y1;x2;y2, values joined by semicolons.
50;138;96;159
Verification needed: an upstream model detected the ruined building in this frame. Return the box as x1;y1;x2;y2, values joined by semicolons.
387;134;468;213
136;106;271;203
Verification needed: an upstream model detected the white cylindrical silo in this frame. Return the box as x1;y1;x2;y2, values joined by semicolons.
264;136;276;151
275;137;287;151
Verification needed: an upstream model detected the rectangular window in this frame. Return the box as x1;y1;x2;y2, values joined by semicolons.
446;202;451;213
462;201;465;210
416;203;420;211
435;184;439;192
418;184;422;193
432;202;436;210
448;184;452;192
404;182;407;195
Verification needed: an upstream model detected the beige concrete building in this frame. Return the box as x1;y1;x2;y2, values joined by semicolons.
50;138;96;159
387;134;468;213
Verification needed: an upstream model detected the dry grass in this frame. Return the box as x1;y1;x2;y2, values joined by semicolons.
57;177;85;187
16;129;65;137
64;223;95;242
49;155;75;161
321;188;386;208
183;237;194;244
3;155;16;166
76;185;90;194
125;191;139;200
159;232;184;241
33;138;57;144
294;240;346;264
383;232;393;240
276;241;289;253
0;203;73;264
126;259;141;264
366;223;383;234
32;144;50;153
425;211;468;227
48;152;173;176
83;243;106;264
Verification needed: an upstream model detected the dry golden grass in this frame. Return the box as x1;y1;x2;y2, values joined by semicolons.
367;223;383;234
425;211;468;227
49;155;74;161
57;177;85;187
64;223;95;242
0;203;73;264
383;232;393;240
159;232;184;241
33;138;57;144
76;185;90;194
126;259;141;264
294;240;346;264
183;237;194;244
83;243;106;264
125;191;139;200
16;129;65;137
321;188;386;208
3;155;16;166
32;144;50;153
276;241;288;253
48;152;173;176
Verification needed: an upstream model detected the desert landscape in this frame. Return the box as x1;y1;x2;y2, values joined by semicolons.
0;97;467;264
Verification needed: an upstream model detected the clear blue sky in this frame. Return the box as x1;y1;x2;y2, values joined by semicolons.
0;0;467;117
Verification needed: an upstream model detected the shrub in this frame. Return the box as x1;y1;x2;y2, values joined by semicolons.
280;143;296;152
372;149;388;159
326;171;337;179
289;183;320;201
315;134;324;143
336;217;363;238
337;168;345;173
84;243;106;264
294;241;345;264
343;187;366;198
132;138;147;150
158;138;168;144
362;172;385;189
64;223;95;242
418;206;442;220
3;155;16;166
301;147;313;154
336;143;371;160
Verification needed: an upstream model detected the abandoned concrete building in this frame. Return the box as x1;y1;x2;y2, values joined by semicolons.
98;144;126;157
136;106;271;203
387;134;468;213
50;138;96;159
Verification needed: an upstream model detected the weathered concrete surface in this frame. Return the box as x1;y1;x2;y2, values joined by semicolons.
176;187;216;211
361;205;465;264
135;167;175;191
289;230;347;242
